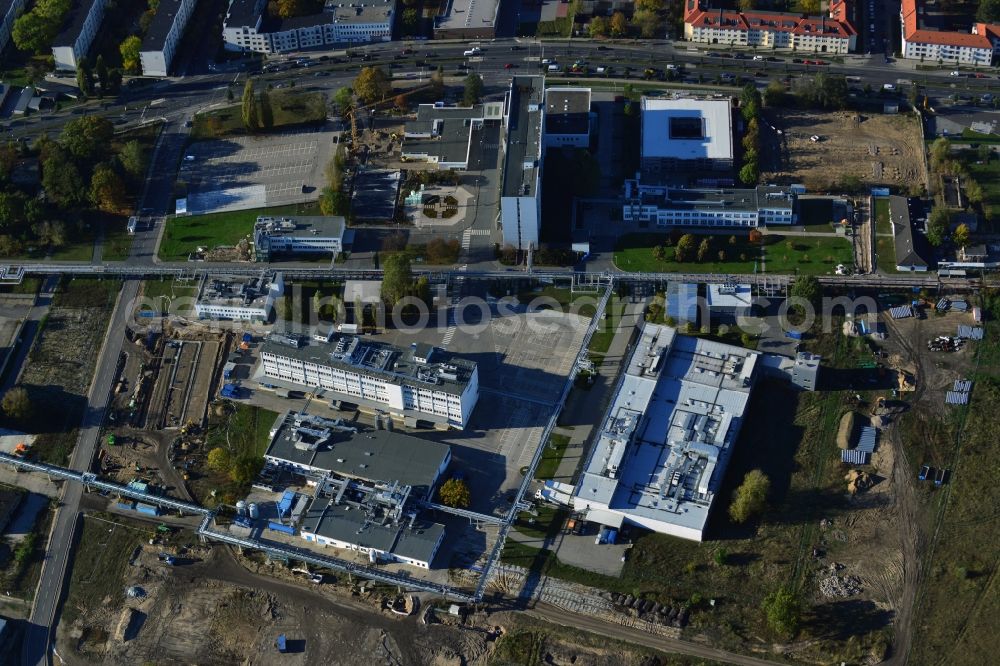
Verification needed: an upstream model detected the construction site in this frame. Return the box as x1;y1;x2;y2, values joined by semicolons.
761;109;925;192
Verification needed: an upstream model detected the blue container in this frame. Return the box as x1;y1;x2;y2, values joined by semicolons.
117;501;136;511
136;502;161;516
267;521;295;535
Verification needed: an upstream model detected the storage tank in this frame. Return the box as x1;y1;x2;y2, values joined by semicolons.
248;503;260;519
236;500;247;516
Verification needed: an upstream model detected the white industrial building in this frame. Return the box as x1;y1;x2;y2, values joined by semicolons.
258;335;479;428
572;323;759;542
265;411;450;568
639;97;734;178
623;182;797;227
139;0;198;77
401;101;505;170
0;0;29;55
544;87;592;148
253;215;346;262
51;0;108;70
500;76;544;250
222;0;392;54
194;273;284;321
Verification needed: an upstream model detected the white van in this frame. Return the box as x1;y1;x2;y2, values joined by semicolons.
463;47;481;56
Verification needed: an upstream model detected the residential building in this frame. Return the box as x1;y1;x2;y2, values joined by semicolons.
194;273;284;321
257;334;479;428
433;0;499;39
572;323;760;542
683;0;857;53
52;0;109;71
0;0;29;55
139;0;198;77
223;0;393;54
900;0;1000;65
544;87;592;148
265;410;450;568
623;182;797;227
639;98;734;178
253;215;346;262
500;76;544;250
402;102;505;169
889;196;930;272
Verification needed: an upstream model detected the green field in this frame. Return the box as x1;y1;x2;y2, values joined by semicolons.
192;90;328;139
614;232;853;275
873;198;892;236
534;433;571;480
158;203;318;261
192;404;279;506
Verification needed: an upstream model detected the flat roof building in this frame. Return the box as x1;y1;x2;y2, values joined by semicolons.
572;323;760;541
544;87;592;148
624;182;797;228
195;273;284;321
433;0;499;39
52;0;108;70
253;215;345;262
640;98;734;178
402;102;504;170
139;0;198;77
223;0;393;54
258;334;479;428
500;76;544;250
706;283;753;322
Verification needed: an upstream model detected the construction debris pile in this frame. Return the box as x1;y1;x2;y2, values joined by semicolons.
610;593;690;628
845;469;874;494
819;571;863;598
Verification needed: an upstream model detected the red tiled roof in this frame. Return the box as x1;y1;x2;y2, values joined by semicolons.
684;4;854;40
901;0;998;49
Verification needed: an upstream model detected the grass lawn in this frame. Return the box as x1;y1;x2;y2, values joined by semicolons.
586;296;624;355
873;198;892;236
140;279;198;315
158;202;318;261
516;285;604;319
0;277;42;295
514;505;567;540
763;234;854;274
54;278;122;308
192;90;327;140
534;433;571;480
962;151;1000;210
102;216;133;261
191;404;279;506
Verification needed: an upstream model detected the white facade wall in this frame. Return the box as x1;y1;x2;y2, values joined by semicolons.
263;235;343;255
223;15;391;54
140;0;198;77
900;36;993;64
299;529;441;568
685;24;852;53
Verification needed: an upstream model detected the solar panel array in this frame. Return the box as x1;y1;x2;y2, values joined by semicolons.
952;300;968;312
946;391;970;405
954;379;973;392
957;325;984;340
856;426;877;453
889;305;912;319
841;449;869;465
936;298;950;311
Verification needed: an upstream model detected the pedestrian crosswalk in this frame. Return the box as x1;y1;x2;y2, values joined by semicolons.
461;228;491;250
442;296;459;347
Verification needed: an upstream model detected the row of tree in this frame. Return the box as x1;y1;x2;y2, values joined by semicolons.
76;55;123;99
588;0;665;39
739;84;762;185
11;0;71;54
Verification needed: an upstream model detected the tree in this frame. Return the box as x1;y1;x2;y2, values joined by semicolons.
0;192;26;235
588;16;609;37
763;80;787;107
749;228;763;244
729;469;770;523
12;0;71;54
652;244;665;261
718;249;727;262
926;206;951;246
394;93;408;111
1;386;31;421
90;163;127;213
258;88;274;129
463;73;483;106
697;237;711;262
953;223;970;248
118;139;148;183
738;0;755;9
965;179;983;205
276;0;303;17
76;57;94;98
799;0;820;12
675;233;697;262
60;115;113;164
318;187;348;216
430;66;445;98
402;7;418;32
635;0;664;10
241;79;258;131
207;447;231;472
633;9;662;38
381;253;414;307
0;143;17;183
929;138;950;169
739;161;759;185
790;275;821;309
977;0;1000;23
41;147;86;208
610;11;627;37
438;478;471;508
762;586;801;637
230;457;262;485
120;35;143;74
334;86;354;113
353;66;391;104
95;55;109;96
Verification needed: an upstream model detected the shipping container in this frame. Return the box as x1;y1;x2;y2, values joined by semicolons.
136;502;161;516
267;521;296;535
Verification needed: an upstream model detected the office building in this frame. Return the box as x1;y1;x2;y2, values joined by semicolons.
253;215;346;262
684;0;857;54
402;101;505;169
258;334;479;428
573;323;760;541
194;273;284;321
623;182;797;227
139;0;198;77
223;0;393;54
500;76;544;250
639;98;734;178
52;0;108;70
265;411;449;568
544;87;592;148
900;0;1000;65
432;0;499;39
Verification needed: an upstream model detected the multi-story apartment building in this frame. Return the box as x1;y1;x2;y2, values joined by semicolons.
623;182;797;227
223;0;392;54
0;0;29;55
684;0;857;54
258;335;480;429
900;0;1000;65
140;0;198;77
52;0;108;70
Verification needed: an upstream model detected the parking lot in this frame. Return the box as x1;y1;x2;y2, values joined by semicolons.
179;128;337;214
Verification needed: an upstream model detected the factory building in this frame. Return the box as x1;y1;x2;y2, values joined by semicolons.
623;183;797;228
253;215;346;262
258;335;479;428
264;411;450;568
432;0;499;39
573;323;759;541
194;273;284;321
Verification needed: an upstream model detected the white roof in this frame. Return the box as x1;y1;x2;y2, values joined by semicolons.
707;283;753;309
641;98;733;162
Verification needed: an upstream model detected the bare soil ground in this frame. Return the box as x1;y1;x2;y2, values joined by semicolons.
761;110;924;191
